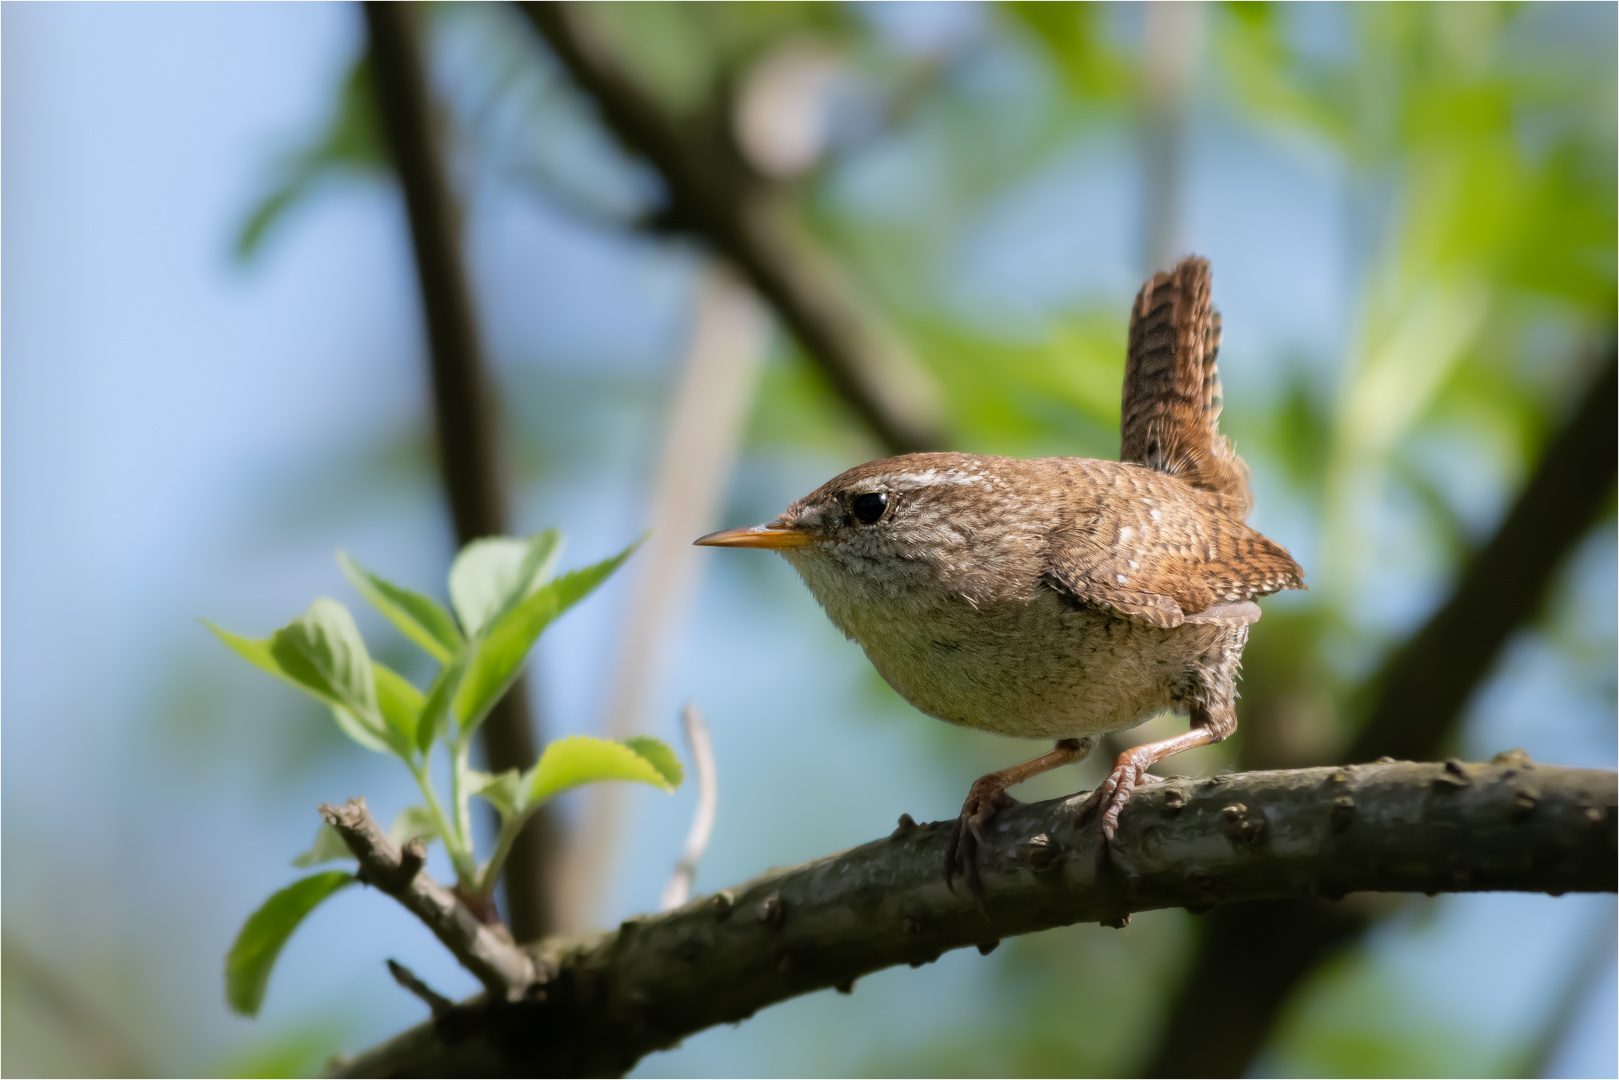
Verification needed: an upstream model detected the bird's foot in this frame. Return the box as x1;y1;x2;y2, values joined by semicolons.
1077;752;1164;842
945;775;1017;898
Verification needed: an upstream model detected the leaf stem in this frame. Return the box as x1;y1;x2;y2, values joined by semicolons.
476;807;531;899
412;761;475;886
452;734;475;853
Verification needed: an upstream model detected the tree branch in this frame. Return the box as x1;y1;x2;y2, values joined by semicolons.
362;1;559;941
332;760;1615;1077
320;799;536;998
513;1;946;456
1144;350;1618;1078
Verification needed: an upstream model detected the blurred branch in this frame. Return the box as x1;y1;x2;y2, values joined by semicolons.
1347;353;1618;764
514;1;947;456
320;799;536;998
554;271;765;929
1140;2;1202;274
362;1;559;942
334;760;1615;1078
1144;350;1618;1078
661;703;720;912
0;941;147;1078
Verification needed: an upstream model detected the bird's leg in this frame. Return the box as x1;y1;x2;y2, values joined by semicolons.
946;736;1095;897
1081;704;1237;841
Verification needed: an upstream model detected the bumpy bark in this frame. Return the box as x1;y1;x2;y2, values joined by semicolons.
330;759;1615;1078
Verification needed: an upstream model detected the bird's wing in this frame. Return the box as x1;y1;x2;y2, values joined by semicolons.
1121;256;1253;517
1046;503;1304;629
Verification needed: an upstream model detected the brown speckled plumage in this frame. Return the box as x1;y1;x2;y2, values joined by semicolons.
1122;256;1252;515
699;255;1305;891
776;452;1300;740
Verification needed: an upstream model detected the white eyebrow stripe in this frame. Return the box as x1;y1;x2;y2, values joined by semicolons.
866;469;987;491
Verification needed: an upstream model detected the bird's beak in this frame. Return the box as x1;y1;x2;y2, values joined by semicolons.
693;522;816;550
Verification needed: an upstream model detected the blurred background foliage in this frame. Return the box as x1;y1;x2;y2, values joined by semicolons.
2;2;1613;1078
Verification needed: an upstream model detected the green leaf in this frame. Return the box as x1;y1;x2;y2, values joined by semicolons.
453;539;640;732
373;662;425;755
466;768;523;819
203;622;287;684
235;57;384;261
388;806;438;846
623;735;684;789
329;706;394;756
525;735;680;807
447;530;563;638
291;825;353;868
225;871;355;1017
207;616;402;755
417;658;464;755
338;552;462;663
269;599;377;718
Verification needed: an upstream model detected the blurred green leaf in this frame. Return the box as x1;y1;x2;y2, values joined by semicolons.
466;768;523;819
453;538;641;732
212;1023;345;1080
328;706;395;757
417;658;464;754
225;871;355;1017
387;805;438;845
1269;372;1334;488
235;56;384;261
290;824;353;868
525;735;680;806
203;622;289;685
207;611;401;755
447;530;563;638
338;552;462;663
373;662;425;754
1002;1;1133;99
623;735;685;789
269;599;377;718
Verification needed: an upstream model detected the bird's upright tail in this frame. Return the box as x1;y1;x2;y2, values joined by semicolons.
1120;256;1253;517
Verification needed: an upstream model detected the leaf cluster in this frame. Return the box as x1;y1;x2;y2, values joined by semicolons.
211;531;678;1017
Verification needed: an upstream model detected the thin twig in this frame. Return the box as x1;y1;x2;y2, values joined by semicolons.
334;760;1616;1077
320;798;536;999
661;703;720;911
556;271;766;928
386;959;456;1019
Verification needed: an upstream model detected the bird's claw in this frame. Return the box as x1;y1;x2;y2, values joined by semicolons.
945;777;1017;898
1077;754;1163;842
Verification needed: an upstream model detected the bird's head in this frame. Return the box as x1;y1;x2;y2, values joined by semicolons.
694;453;1020;598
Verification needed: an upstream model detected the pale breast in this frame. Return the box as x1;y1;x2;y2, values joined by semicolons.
802;564;1242;740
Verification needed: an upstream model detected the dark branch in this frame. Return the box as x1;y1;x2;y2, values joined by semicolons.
362;1;558;941
513;1;946;456
1145;351;1618;1078
333;760;1616;1078
1348;353;1619;763
386;959;457;1019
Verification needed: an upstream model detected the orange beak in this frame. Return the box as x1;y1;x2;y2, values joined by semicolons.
693;522;816;550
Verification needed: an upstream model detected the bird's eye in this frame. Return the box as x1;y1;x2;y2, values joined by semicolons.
852;492;889;525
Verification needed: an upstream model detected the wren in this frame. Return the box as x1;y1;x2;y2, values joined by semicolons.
696;257;1305;894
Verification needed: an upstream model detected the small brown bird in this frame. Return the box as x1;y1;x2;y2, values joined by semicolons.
697;257;1305;893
